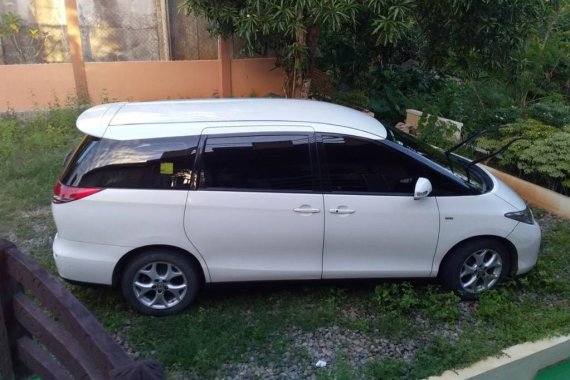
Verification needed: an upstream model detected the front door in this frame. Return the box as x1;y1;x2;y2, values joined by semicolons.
320;135;440;278
184;131;324;282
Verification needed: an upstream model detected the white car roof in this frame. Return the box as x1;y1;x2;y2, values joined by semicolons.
76;99;387;139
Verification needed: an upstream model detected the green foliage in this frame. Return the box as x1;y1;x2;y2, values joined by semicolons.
419;78;518;135
518;130;570;188
331;90;369;110
373;282;461;323
181;0;549;98
528;101;570;128
415;0;546;72
417;111;460;149
478;119;570;193
509;1;570;105
408;335;500;379
0;107;83;216
179;0;366;96
475;289;514;322
356;64;521;136
373;282;419;313
521;220;570;296
368;0;416;46
366;64;439;125
365;357;408;379
0;11;51;64
420;286;461;323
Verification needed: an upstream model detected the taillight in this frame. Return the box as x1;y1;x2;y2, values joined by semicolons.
53;182;101;204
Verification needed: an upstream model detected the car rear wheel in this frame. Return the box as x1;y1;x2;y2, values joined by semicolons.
121;249;201;315
440;239;510;299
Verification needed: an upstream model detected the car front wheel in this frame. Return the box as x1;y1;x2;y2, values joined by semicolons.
440;239;510;298
121;249;201;315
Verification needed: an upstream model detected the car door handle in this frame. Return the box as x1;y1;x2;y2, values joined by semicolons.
329;208;355;214
293;206;321;214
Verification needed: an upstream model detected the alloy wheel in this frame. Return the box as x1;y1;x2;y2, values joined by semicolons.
132;261;188;309
459;249;503;294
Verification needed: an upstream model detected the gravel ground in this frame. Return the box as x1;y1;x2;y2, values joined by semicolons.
216;302;480;380
220;326;419;380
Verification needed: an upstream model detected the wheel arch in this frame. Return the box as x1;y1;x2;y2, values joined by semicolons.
437;235;518;277
112;245;207;287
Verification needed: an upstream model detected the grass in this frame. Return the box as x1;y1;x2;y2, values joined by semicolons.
1;108;569;379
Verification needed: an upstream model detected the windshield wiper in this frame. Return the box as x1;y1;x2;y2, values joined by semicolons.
467;137;527;167
443;126;523;183
444;126;504;155
443;127;500;175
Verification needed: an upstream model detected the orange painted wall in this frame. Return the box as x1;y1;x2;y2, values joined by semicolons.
231;58;285;97
85;60;220;103
0;58;284;112
0;64;76;111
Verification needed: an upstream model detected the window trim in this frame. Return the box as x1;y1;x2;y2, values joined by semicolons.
193;131;322;194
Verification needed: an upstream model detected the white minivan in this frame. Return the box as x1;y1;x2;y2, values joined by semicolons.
52;99;540;315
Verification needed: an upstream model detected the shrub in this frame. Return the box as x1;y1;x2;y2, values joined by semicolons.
331;90;369;110
475;289;514;322
417;111;461;149
366;65;441;125
474;107;523;130
420;286;461;323
373;282;420;314
477;120;569;193
527;101;570;128
517;130;570;189
373;283;461;323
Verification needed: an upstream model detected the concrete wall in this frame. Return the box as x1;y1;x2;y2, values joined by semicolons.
0;0;69;64
85;60;220;103
1;0;220;63
231;58;284;97
0;1;285;111
0;58;285;111
77;0;161;62
0;63;76;109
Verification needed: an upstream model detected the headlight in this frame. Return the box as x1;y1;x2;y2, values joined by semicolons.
505;206;534;225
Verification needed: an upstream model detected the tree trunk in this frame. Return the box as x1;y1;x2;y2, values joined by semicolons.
286;26;319;99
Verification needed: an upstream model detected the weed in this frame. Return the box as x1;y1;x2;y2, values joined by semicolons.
317;355;358;380
419;286;461;323
373;282;419;314
366;357;408;379
373;283;460;324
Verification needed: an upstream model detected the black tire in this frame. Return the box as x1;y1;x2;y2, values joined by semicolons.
120;249;201;316
439;238;510;299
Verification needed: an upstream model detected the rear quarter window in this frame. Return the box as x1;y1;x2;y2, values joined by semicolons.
61;135;199;189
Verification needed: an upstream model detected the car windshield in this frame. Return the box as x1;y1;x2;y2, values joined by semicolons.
386;127;486;191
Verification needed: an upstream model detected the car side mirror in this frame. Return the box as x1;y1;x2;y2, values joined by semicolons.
414;177;432;200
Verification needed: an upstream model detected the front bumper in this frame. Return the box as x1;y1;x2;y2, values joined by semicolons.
507;221;541;275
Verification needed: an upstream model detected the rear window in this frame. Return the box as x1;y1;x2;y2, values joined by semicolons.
61;135;199;189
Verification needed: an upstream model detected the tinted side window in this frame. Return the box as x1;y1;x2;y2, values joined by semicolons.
199;134;314;191
322;135;424;194
61;136;199;189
